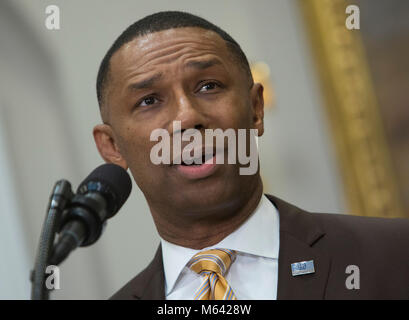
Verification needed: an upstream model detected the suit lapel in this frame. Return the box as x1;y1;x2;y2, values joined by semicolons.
131;245;165;300
266;194;331;299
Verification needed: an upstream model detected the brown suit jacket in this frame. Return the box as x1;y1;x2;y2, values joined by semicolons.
110;194;409;299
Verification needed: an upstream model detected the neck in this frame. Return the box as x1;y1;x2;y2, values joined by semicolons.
150;177;263;250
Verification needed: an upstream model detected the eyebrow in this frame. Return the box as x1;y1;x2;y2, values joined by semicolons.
128;72;163;91
184;58;223;70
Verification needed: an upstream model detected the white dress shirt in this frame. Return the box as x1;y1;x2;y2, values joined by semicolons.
160;195;280;300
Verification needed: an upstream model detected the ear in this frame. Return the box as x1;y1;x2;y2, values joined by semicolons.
250;83;264;136
93;124;128;169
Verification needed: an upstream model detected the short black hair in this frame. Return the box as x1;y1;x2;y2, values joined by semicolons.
96;11;253;108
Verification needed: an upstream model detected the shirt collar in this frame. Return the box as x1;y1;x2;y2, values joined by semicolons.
160;194;280;295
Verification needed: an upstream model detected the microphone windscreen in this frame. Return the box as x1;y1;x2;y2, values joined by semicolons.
77;163;132;216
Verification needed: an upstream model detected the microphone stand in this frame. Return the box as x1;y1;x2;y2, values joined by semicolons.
30;180;73;300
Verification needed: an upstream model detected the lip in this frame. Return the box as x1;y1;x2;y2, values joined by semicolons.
172;145;216;165
174;154;218;180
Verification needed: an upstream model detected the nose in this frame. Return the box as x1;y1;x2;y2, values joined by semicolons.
170;89;207;135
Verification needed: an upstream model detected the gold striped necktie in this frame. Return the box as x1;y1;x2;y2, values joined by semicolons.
187;248;237;300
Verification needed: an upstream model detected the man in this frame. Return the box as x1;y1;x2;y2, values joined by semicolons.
93;11;409;300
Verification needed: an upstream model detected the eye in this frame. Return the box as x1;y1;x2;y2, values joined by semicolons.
198;81;222;93
138;96;159;107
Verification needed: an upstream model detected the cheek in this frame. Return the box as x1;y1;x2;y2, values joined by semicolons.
117;125;166;190
116;125;152;165
216;94;252;129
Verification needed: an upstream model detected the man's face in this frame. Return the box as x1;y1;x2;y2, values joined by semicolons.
95;27;264;214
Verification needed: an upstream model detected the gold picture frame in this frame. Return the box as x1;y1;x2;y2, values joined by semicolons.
299;0;406;218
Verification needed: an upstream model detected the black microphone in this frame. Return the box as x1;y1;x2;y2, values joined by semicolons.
49;164;132;265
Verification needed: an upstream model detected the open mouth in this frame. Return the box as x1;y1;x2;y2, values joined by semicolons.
173;149;220;180
180;153;214;166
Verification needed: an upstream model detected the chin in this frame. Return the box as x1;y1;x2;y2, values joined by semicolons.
171;178;244;213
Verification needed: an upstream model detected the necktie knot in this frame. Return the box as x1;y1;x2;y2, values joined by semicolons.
187;249;237;300
187;248;236;276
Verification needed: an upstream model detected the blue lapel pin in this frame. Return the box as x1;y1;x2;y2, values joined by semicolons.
291;260;315;276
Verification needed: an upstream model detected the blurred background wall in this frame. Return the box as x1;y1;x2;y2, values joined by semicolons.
0;0;346;299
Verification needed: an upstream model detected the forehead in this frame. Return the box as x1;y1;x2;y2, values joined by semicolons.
109;27;234;80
